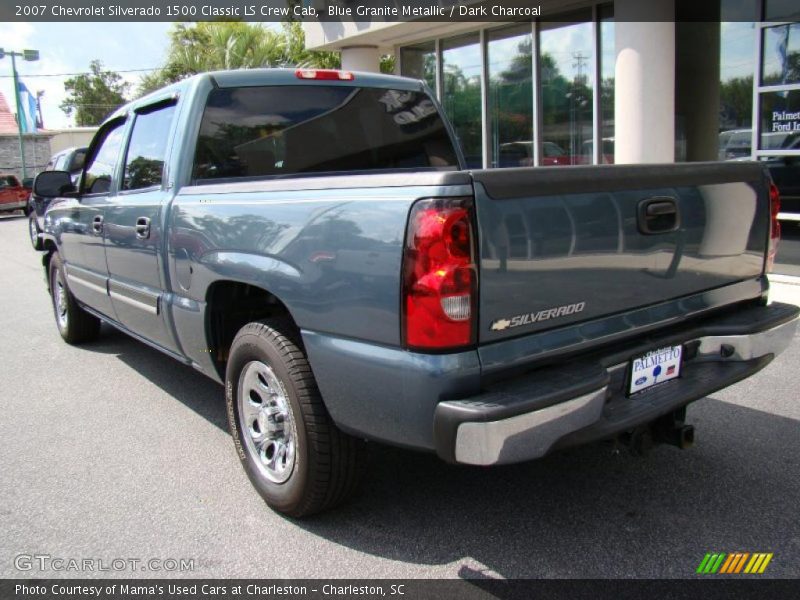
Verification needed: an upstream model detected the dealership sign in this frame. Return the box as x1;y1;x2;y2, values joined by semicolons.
771;110;800;133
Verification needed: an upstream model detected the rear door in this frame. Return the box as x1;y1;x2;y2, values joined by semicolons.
104;99;178;352
59;119;127;318
471;163;771;343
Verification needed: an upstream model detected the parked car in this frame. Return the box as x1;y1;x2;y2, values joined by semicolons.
33;69;798;517
28;146;87;250
497;141;570;166
0;174;31;215
718;129;752;161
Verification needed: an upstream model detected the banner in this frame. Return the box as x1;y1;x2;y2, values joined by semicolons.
16;80;38;133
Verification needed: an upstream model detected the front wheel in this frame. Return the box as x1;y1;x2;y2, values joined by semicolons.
48;252;101;344
29;215;42;250
226;320;366;517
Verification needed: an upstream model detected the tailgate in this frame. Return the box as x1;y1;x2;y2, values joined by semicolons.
471;162;771;343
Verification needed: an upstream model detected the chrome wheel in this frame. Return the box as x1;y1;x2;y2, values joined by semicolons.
237;360;297;484
54;270;68;330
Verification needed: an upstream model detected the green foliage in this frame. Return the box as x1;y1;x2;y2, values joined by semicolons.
139;22;345;95
720;76;753;129
60;60;130;126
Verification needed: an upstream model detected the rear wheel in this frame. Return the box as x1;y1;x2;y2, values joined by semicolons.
48;253;101;344
226;319;366;517
29;215;42;250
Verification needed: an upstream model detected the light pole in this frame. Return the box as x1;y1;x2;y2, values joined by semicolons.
0;47;40;179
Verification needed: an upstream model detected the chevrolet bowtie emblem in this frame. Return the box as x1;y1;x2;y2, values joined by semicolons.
490;319;512;331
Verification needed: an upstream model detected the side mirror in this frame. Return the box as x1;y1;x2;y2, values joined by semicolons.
33;170;76;197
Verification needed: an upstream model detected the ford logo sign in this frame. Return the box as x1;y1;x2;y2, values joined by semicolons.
635;376;647;386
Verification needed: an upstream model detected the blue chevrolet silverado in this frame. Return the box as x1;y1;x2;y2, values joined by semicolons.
33;69;799;517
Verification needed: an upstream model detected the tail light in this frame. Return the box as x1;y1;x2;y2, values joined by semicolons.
295;69;354;81
767;182;781;273
402;197;477;350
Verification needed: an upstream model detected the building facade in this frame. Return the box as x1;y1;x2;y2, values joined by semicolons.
303;0;800;184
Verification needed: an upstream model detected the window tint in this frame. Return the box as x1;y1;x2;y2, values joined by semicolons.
193;85;457;182
83;122;126;195
123;104;176;190
68;149;86;173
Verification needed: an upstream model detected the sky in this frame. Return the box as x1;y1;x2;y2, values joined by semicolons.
0;22;173;130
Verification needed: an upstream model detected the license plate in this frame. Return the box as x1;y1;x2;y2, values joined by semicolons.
628;345;683;395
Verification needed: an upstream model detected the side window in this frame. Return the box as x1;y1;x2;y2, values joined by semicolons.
122;104;176;191
68;149;86;173
54;154;67;170
83;122;126;195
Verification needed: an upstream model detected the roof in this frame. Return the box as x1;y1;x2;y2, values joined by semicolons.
0;91;19;135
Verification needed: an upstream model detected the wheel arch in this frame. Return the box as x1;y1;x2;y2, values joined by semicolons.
203;279;300;382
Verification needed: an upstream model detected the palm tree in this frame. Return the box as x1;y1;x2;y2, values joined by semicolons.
138;22;340;95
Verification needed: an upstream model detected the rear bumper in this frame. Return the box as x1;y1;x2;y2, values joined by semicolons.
434;302;799;465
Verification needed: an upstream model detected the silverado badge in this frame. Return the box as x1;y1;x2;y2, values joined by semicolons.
490;302;586;331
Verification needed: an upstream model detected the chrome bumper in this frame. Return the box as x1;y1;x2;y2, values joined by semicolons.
443;312;798;466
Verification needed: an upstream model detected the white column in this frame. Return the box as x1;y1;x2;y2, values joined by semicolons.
340;46;381;73
614;0;675;163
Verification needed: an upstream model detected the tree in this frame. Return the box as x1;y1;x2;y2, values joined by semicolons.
720;76;753;129
60;60;130;126
138;22;337;95
139;22;395;96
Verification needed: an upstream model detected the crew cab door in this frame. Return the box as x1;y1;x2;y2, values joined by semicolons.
59;118;128;318
104;100;179;352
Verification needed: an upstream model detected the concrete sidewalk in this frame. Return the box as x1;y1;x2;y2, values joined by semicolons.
769;274;800;306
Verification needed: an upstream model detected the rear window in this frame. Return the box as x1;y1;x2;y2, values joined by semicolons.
192;85;458;182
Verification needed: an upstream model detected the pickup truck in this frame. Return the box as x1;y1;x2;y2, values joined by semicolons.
33;69;799;517
0;174;31;215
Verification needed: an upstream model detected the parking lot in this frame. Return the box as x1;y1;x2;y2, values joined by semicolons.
0;213;798;580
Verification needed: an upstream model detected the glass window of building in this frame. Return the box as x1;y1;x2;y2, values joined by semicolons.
487;24;533;168
765;0;800;21
762;23;800;86
718;20;757;160
400;42;437;92
442;34;483;168
599;5;615;164
539;14;594;166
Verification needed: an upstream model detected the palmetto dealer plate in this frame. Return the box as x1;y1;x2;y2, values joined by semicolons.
629;345;683;395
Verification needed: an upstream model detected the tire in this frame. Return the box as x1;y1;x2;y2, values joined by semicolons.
48;252;101;344
29;215;43;251
226;319;366;517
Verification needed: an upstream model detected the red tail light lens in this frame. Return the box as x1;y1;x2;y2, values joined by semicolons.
403;197;477;350
295;69;354;81
767;182;781;272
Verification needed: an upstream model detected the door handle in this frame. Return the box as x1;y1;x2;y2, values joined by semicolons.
135;217;151;239
92;215;104;235
637;197;680;234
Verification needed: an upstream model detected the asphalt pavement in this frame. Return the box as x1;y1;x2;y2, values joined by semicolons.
1;213;798;580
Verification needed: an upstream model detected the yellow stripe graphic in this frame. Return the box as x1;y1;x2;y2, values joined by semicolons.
744;554;760;573
758;553;773;574
746;554;765;573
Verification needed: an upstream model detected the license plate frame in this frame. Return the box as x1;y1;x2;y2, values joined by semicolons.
628;344;683;395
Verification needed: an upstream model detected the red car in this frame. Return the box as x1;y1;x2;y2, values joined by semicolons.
0;175;31;215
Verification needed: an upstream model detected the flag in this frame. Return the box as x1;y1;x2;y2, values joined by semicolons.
16;80;37;133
